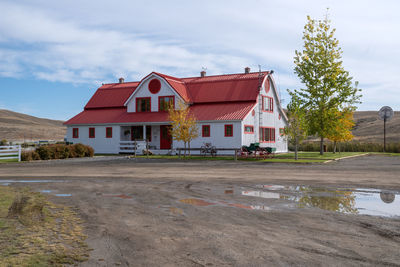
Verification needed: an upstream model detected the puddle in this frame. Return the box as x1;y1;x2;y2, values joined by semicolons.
55;194;72;197
40;190;53;193
248;185;400;218
0;179;64;184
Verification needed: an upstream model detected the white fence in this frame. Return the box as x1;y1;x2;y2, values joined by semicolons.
119;141;147;154
0;145;21;162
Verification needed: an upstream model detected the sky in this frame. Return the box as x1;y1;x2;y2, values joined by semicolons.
0;0;399;120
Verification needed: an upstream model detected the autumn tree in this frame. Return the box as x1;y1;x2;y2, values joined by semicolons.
292;13;361;155
168;101;198;157
285;93;307;160
327;109;355;153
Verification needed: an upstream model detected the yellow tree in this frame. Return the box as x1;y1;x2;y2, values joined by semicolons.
168;101;198;157
327;110;355;153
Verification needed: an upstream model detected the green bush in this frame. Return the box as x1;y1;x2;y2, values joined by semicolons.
22;144;94;161
0;139;7;146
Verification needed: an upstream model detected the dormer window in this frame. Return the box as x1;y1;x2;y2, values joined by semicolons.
136;97;151;112
159;96;174;111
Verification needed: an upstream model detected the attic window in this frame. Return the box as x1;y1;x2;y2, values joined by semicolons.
149;79;161;94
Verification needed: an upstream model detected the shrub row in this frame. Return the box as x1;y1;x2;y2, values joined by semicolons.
21;144;94;161
289;141;400;153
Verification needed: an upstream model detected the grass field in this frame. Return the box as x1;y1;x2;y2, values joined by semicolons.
0;186;89;266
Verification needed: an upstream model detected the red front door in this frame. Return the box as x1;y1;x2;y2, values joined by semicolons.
160;125;172;149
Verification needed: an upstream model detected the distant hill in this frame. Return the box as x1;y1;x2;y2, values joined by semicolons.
352;111;400;143
0;109;65;142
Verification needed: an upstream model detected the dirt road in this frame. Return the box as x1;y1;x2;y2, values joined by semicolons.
1;155;399;266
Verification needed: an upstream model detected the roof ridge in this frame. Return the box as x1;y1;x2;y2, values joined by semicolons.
183;75;266;85
181;71;269;80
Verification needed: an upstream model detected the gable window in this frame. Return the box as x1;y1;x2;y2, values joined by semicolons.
262;96;273;112
89;127;95;138
260;127;275;142
202;125;210;137
72;128;79;138
136;97;151;112
244;125;254;134
279;128;285;136
224;124;233;137
159;96;174;111
106;127;113;138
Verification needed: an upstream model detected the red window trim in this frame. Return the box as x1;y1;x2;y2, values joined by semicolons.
244;124;254;134
261;95;274;113
158;95;175;112
259;127;276;143
89;127;95;138
106;127;113;138
72;128;79;138
202;125;210;137
136;97;151;112
224;124;233;137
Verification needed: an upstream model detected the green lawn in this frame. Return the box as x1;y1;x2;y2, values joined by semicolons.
274;152;368;160
0;158;18;163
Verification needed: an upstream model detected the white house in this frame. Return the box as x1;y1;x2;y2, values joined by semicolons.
64;69;288;154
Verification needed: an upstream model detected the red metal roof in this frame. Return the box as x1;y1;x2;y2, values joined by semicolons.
64;102;256;125
84;82;139;109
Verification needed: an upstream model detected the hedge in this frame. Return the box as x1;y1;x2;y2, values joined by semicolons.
289;141;400;153
21;144;94;161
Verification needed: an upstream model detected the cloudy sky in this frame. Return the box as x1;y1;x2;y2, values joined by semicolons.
0;0;398;120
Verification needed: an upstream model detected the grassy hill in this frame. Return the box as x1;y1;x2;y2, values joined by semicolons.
353;111;400;143
0;109;65;142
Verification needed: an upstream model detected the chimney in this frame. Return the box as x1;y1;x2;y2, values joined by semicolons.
119;77;125;83
200;70;206;77
244;67;250;74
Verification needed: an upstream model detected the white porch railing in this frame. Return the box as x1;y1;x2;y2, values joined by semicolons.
119;141;147;155
0;145;21;162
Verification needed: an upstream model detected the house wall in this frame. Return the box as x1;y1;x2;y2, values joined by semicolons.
241;77;288;153
66;125;120;154
126;75;181;113
173;121;242;153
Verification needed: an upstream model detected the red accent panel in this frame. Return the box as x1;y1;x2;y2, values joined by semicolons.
224;124;233;137
106;127;112;138
89;127;95;138
252;110;255;116
202;125;210;137
148;79;161;94
72;128;79;138
264;78;270;94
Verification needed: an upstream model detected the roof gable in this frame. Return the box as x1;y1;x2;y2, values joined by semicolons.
85;82;139;109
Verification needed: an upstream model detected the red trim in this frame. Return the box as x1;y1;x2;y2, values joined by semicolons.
136;97;151;112
158;95;175;112
148;79;161;94
259;127;275;143
106;127;112;138
89;127;95;138
264;78;270;94
224;124;233;137
261;95;273;113
244;124;254;134
72;128;79;138
202;125;210;137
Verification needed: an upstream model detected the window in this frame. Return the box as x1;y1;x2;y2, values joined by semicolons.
224;124;233;137
244;125;254;134
279;128;285;136
106;127;112;138
136;97;151;112
89;127;95;138
72;128;79;138
159;96;174;111
146;126;152;141
202;125;210;137
260;127;275;142
262;96;273;112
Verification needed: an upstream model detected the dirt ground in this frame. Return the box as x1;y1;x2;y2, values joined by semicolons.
1;155;400;266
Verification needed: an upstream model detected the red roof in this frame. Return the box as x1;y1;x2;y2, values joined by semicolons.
84;82;139;109
64;102;256;125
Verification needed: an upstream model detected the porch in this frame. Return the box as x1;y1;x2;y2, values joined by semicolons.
119;125;172;154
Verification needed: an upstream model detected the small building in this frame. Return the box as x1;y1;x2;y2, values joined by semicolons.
64;69;288;154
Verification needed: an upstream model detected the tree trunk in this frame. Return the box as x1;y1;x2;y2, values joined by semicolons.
188;141;191;157
295;136;299;161
333;141;337;154
320;136;324;155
